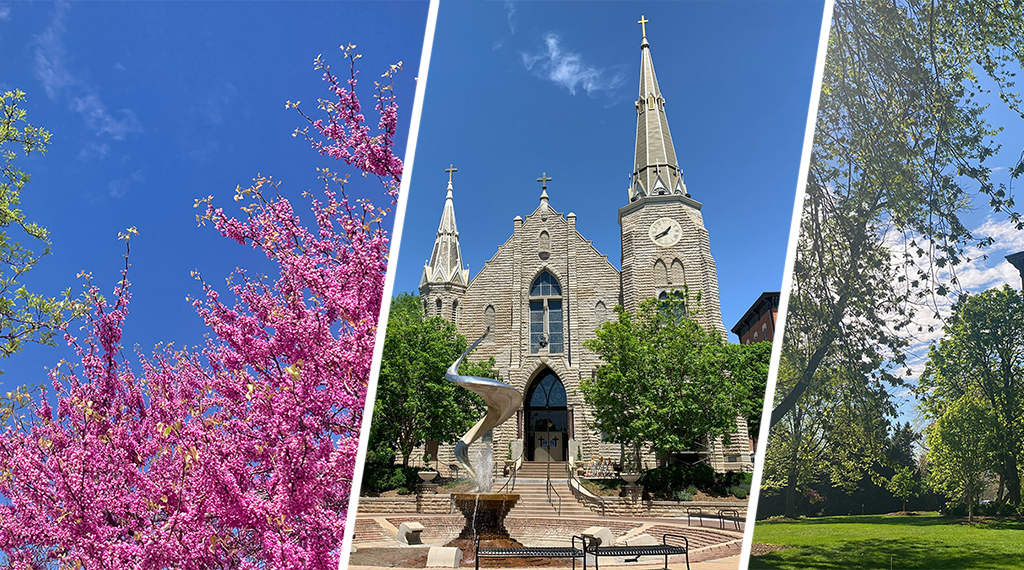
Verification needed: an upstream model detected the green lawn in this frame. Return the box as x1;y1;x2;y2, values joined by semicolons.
750;513;1024;569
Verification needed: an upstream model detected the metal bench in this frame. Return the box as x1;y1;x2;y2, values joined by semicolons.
717;508;741;530
585;533;690;570
475;534;690;570
474;536;587;570
686;506;703;527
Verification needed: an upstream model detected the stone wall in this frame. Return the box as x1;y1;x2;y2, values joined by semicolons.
357;497;417;514
357;494;453;514
587;498;747;519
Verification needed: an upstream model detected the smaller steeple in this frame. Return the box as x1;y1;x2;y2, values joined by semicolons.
420;168;470;290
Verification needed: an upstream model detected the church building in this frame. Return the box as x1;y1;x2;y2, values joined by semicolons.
418;21;752;475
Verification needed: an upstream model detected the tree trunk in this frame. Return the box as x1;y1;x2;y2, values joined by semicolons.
784;411;803;518
785;468;798;519
1003;452;1021;505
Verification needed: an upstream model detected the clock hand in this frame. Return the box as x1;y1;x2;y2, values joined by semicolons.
655;226;672;239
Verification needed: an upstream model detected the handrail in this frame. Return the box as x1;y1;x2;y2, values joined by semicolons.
545;460;562;515
498;443;524;494
566;460;607;516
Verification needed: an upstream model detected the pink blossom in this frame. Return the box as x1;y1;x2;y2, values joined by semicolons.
0;48;402;569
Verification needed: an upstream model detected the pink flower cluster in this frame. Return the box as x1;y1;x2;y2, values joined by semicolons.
0;49;401;569
294;45;403;201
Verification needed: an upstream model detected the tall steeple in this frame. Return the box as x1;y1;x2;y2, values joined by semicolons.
631;16;687;202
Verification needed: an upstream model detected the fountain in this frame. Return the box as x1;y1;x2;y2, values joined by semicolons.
445;330;521;541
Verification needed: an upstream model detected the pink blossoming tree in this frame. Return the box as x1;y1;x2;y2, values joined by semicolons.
0;46;402;569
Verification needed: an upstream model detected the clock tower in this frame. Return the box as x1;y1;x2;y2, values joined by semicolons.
619;18;726;338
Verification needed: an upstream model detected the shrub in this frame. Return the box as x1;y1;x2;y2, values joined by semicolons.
641;464;716;494
361;463;420;495
673;489;695;501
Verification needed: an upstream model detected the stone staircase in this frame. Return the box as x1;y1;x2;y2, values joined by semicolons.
492;462;595;518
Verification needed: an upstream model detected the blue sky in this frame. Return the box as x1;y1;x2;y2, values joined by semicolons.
392;0;826;341
0;2;427;392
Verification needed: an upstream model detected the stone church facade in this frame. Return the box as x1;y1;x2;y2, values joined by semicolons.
416;25;752;476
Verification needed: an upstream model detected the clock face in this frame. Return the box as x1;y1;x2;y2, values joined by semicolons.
648;217;682;247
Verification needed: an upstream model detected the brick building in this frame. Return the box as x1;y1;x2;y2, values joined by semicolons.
415;24;751;475
731;291;780;345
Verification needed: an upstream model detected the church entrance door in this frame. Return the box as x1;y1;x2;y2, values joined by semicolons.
524;371;568;462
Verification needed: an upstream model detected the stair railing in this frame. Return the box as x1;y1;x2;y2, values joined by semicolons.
566;459;607;516
545;460;562;515
497;443;524;494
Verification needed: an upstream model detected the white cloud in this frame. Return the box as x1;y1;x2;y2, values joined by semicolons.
187;139;220;163
520;33;625;97
77;141;109;161
202;81;237;126
32;2;73;100
108;169;144;199
887;216;1024;385
0;3;11;21
31;2;142;147
504;1;517;35
71;94;141;140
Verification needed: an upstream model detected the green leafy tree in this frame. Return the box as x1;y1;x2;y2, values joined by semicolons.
886;465;918;512
918;286;1024;504
581;294;758;458
765;0;1024;517
728;340;772;443
0;90;79;362
762;350;893;517
925;394;997;522
771;0;1024;427
369;293;489;467
886;422;922;471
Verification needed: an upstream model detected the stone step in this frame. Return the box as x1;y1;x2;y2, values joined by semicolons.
514;462;570;478
487;475;596;517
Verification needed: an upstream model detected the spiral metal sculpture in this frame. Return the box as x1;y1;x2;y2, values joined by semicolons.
446;330;521;491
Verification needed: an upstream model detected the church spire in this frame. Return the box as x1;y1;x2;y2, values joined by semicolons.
631;16;687;202
421;167;470;288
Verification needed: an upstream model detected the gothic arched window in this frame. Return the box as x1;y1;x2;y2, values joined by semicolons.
654;259;669;286
452;299;459;322
658;290;686;323
529;271;563;354
435;298;442;318
485;305;496;332
669;259;684;285
595;301;608;325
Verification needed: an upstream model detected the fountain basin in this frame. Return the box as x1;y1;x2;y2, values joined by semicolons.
452;493;520;540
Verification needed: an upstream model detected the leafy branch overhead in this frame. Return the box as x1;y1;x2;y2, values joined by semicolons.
0;90;82;362
771;0;1024;425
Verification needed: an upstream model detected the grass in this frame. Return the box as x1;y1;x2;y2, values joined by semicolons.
750;512;1024;569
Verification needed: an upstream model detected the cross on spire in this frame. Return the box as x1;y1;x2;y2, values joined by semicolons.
445;164;458;184
536;172;552;190
638;15;649;39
